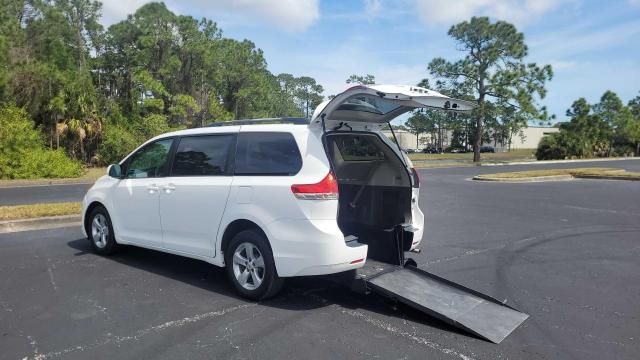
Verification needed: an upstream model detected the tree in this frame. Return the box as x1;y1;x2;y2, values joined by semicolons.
593;90;629;155
405;111;434;149
55;0;103;71
561;98;611;157
295;76;324;118
625;93;640;155
428;17;552;162
346;74;375;85
0;1;326;175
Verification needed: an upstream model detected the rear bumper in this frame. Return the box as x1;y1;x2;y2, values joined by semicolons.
410;226;423;250
265;218;368;277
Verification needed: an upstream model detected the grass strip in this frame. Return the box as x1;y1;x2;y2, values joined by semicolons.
0;202;81;221
474;167;640;181
0;167;106;187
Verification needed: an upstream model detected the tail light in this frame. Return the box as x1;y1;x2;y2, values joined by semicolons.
291;172;338;200
411;168;420;188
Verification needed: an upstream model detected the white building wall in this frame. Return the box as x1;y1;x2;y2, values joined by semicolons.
506;127;559;149
383;126;559;151
381;130;430;150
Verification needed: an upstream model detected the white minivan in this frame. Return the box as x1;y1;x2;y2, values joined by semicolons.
82;84;474;299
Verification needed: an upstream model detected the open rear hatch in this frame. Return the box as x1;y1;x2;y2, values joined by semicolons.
325;131;413;263
316;84;475;262
311;84;476;131
317;85;528;343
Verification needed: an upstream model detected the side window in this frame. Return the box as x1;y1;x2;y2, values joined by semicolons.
235;132;302;176
125;139;174;179
171;135;234;176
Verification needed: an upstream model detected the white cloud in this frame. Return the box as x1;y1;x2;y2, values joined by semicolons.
188;0;320;32
100;0;320;32
529;20;640;59
101;0;150;25
413;0;569;26
364;0;384;20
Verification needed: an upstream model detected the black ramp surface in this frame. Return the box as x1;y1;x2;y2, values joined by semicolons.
367;267;529;344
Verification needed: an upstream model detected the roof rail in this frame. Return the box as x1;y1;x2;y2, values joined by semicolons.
204;117;310;127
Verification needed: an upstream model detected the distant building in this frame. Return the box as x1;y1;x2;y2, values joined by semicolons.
382;126;559;151
381;129;429;150
500;127;559;150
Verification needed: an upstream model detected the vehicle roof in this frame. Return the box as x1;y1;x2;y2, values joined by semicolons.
153;118;311;139
205;117;309;127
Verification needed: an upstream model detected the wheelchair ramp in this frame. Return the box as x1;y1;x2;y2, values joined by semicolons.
363;264;529;344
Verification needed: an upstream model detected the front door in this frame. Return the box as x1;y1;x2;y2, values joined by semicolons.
159;134;236;257
112;138;174;247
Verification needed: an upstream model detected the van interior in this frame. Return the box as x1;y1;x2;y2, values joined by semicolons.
326;132;413;265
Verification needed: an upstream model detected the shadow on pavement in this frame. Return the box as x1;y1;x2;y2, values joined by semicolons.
67;238;473;340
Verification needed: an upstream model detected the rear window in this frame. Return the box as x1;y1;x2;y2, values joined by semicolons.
332;134;385;161
234;132;302;176
171;135;234;176
337;95;402;115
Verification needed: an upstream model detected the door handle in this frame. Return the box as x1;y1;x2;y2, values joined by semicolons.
161;183;176;193
147;184;160;193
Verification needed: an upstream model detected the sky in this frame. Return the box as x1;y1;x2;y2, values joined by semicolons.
101;0;640;124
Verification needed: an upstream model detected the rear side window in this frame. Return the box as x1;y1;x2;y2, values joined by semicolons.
171;135;235;176
234;132;302;176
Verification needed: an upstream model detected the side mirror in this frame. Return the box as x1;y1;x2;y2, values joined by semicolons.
108;164;122;179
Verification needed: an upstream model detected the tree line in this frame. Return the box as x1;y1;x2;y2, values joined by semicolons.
537;91;640;159
0;0;324;178
1;3;638;179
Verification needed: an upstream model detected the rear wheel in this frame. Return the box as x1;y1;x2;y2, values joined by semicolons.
87;206;118;255
225;229;283;300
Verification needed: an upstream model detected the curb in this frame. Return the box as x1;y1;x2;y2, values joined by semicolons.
0;214;81;234
0;181;94;189
574;175;640;181
472;174;573;182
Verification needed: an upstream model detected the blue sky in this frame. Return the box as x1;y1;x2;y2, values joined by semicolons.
103;0;640;124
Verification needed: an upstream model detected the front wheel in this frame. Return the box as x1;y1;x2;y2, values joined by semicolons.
87;206;118;255
225;229;283;300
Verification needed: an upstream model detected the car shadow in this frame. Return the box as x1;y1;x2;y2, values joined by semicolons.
67;238;475;340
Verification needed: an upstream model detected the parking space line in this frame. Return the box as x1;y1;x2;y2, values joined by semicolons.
297;289;476;360
21;303;256;360
340;308;476;360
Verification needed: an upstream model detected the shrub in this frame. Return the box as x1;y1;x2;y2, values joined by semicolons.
536;134;567;160
612;145;635;157
6;149;83;179
97;124;141;165
0;105;82;179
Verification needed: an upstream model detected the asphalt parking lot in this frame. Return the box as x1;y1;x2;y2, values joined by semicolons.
1;160;639;359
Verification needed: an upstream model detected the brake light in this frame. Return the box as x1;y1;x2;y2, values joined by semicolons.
291;172;338;200
411;168;420;188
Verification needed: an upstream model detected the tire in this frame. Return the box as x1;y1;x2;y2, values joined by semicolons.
87;206;118;255
225;229;284;300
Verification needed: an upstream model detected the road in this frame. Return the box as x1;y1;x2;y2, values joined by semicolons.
1;161;639;359
0;183;92;206
1;159;639;206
